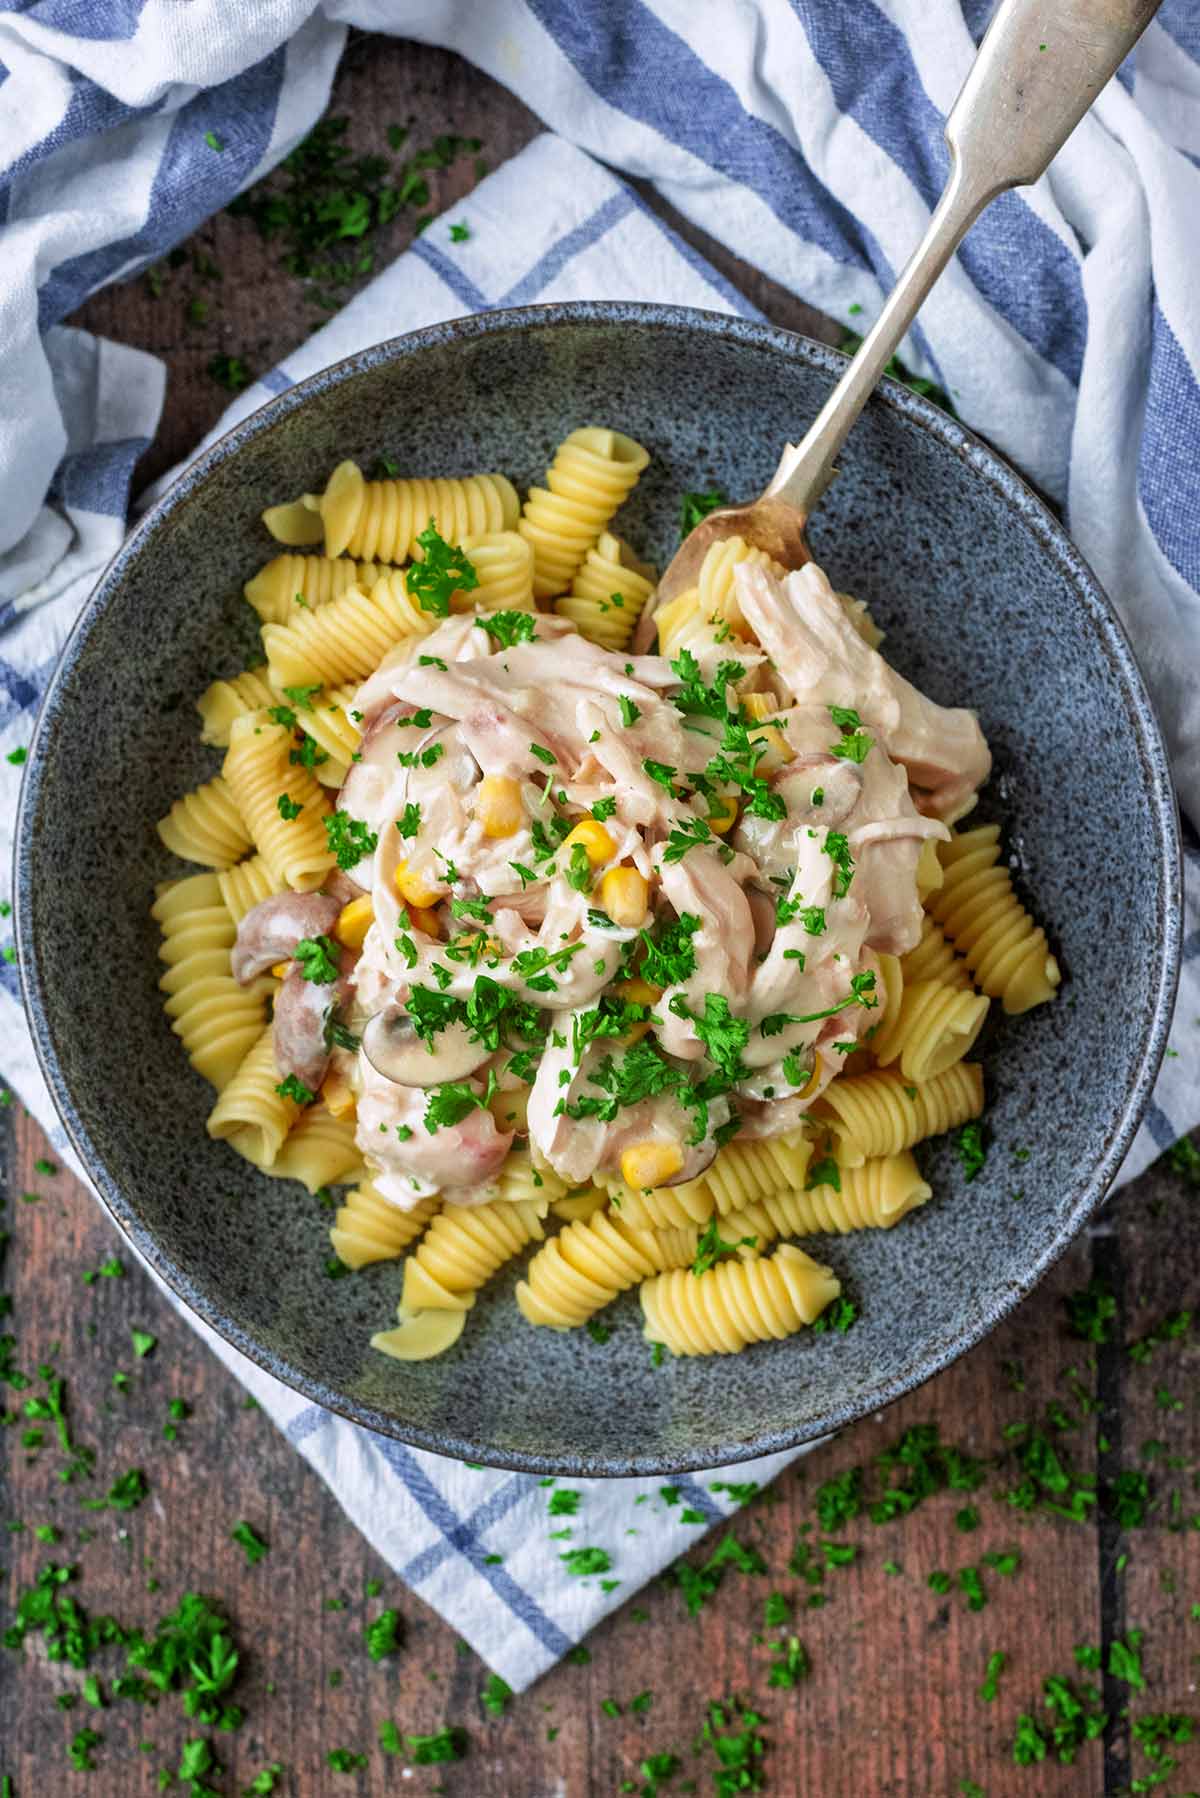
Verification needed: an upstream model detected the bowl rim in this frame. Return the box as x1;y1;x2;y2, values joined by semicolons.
14;299;1183;1477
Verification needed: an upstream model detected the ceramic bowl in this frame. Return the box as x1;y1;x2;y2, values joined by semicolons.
15;304;1180;1475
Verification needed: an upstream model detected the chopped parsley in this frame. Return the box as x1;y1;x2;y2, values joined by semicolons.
662;815;713;863
679;489;727;536
364;1607;402;1660
692;1217;757;1276
424;1071;497;1133
591;796;617;821
560;1546;612;1577
957;1121;987;1182
230;1521;269;1566
638;912;700;988
275;1074;315;1105
619;695;641;727
405;521;478;616
407;1727;467;1764
642;758;676;792
294;935;340;984
828;703;874;762
324;810;378;870
479;610;536;648
275;793;303;821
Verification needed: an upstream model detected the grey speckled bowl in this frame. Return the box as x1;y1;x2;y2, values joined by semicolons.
16;304;1180;1475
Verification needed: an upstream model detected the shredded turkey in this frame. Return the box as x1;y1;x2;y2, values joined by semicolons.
265;554;995;1209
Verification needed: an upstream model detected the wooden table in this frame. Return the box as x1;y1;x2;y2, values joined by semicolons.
3;34;1197;1798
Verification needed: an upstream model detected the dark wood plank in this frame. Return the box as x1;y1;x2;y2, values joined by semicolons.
3;28;1194;1798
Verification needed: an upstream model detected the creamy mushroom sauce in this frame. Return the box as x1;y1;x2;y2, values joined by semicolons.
237;561;990;1212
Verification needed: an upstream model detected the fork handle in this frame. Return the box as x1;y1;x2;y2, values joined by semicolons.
763;0;1159;515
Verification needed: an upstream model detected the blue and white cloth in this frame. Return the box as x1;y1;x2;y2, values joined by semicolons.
1;2;1199;1689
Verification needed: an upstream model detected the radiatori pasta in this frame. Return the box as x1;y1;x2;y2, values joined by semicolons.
244;552;383;625
931;824;1062;1014
154;430;1057;1364
519;427;650;598
556;530;656;650
641;1243;841;1357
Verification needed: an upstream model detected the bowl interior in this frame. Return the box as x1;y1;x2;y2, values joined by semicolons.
18;307;1178;1475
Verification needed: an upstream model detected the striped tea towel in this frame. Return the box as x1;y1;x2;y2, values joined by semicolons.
1;8;1199;1689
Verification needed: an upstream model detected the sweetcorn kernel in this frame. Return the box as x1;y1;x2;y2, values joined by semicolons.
394;859;441;909
475;774;524;839
407;904;441;937
706;793;740;834
321;1066;357;1121
620;1140;685;1191
616;976;662;1007
563;818;616;865
334;894;374;951
270;961;291;980
600;866;649;928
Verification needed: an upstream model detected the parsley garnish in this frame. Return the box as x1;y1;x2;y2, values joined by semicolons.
405;521;478;616
275;793;302;821
364;1608;402;1660
679;489;727;536
479;610;536;648
424;1071;497;1133
692;1217;757;1276
294;936;340;984
529;742;556;766
275;1074;315;1105
828;703;873;762
638;913;700;988
957;1121;987;1182
662;816;712;863
619;695;641;727
230;1521;268;1566
565;842;593;894
324;810;378;870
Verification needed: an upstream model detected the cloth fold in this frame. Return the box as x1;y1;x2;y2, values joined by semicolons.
2;6;1199;1689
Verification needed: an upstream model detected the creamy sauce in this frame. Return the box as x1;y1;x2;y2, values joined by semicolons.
234;564;990;1208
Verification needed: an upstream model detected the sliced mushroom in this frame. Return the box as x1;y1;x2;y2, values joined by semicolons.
232;892;342;984
360;1005;491;1088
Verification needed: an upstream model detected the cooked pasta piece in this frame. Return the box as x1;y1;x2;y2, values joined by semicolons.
931;825;1061;1014
723;1152;932;1242
371;1305;467;1361
453;531;536;613
915;838;944;902
492;1152;567;1207
556;530;656;650
402;1197;549;1311
550;1186;609;1223
217;853;285;924
296;684;363;785
697;536;785;635
606;1129;813;1228
870;979;991;1083
206;1025;299;1169
271;1105;365;1193
222;712;334;891
519;428;650;599
901;913;972;990
260;569;436;690
740;692;795;776
812;1062;984;1167
330;1183;440;1270
157;775;252;869
260;498;324;547
837;590;885;649
153;875;271;1089
640;1242;841;1357
196;667;277;748
244;553;383;625
865;953;904;1053
516;1211;698;1329
287;459;520;562
652;587;717;665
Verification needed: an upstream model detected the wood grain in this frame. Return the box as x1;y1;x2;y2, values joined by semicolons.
3;29;1195;1798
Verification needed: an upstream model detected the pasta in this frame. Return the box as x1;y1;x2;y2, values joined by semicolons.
157;775;252;869
454;531;536;613
812;1062;985;1167
156;428;1055;1371
153;876;271;1090
271;1106;365;1193
519;428;650;598
260;570;436;690
206;1025;298;1168
243;553;382;625
556;530;656;649
871;979;991;1084
640;1243;841;1357
721;1151;932;1241
222;712;334;890
196;667;277;748
330;1183;440;1270
931;825;1061;1014
217;852;285;924
274;458;521;562
901;913;972;990
402;1197;549;1311
516;1212;698;1329
696;536;785;635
